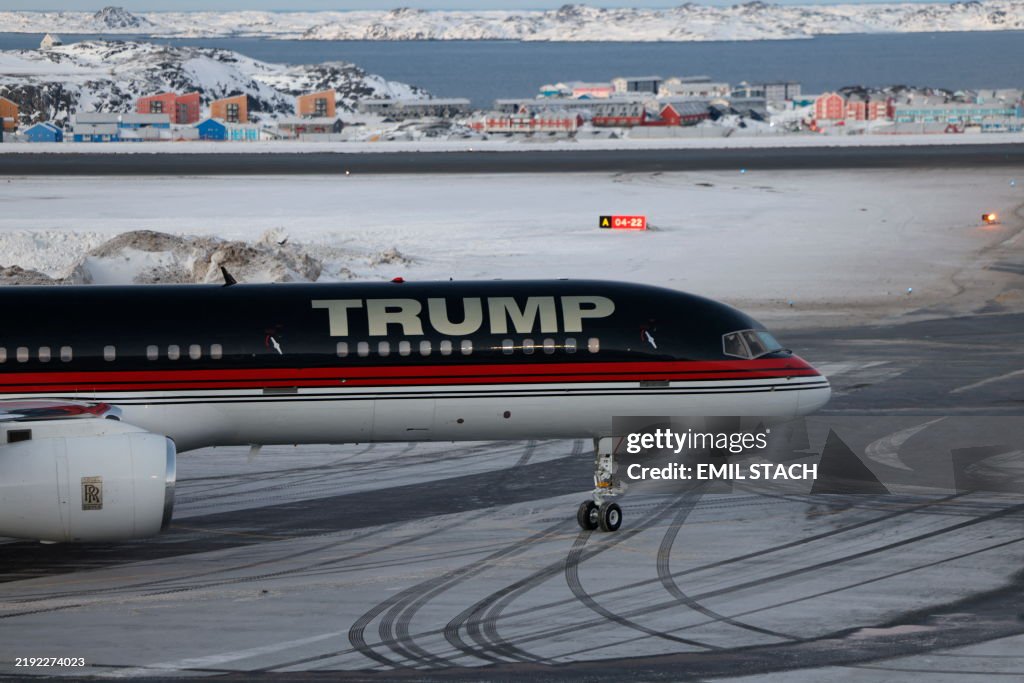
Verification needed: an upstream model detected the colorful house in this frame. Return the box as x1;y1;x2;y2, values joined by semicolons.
470;111;580;134
0;96;19;132
196;118;260;141
210;95;248;123
649;101;710;127
570;82;614;100
22;122;63;142
196;118;227;140
136;92;201;124
296;90;336;118
814;92;845;121
72;124;120;142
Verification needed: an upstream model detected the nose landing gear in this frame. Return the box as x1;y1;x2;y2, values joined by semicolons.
577;437;623;532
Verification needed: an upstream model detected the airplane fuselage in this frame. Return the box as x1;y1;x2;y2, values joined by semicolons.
0;279;830;451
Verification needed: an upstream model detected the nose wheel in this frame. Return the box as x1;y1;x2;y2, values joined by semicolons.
576;437;624;532
576;500;622;532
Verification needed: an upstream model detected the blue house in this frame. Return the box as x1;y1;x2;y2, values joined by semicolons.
23;122;63;142
226;124;260;142
197;117;261;142
71;124;120;143
196;117;227;141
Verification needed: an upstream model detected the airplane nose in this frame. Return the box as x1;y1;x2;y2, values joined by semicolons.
798;370;831;415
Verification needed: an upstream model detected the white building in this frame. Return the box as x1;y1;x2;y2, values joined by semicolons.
659;77;730;99
40;34;63;50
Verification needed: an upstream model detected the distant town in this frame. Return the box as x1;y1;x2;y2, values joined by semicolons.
2;34;1022;144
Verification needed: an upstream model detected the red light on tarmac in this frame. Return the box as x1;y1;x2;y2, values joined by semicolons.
982;212;998;224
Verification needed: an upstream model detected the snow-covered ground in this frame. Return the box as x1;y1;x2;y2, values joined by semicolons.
1;3;1023;41
0;169;1020;330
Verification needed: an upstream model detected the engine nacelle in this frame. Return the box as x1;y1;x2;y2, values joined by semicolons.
0;419;175;542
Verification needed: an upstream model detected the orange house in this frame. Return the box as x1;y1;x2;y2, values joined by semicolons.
137;92;201;124
296;90;335;118
845;97;889;122
813;92;845;121
210;95;248;123
0;96;19;131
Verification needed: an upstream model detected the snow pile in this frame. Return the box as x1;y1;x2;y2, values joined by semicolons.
0;2;1022;41
0;229;419;287
0;40;426;126
70;230;324;285
0;265;59;286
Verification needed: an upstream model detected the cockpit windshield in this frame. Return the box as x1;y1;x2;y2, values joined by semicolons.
721;329;787;359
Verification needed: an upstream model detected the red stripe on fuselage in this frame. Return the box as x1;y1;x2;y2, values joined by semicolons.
0;358;821;394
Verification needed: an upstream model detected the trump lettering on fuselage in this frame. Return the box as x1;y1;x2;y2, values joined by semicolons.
311;296;615;337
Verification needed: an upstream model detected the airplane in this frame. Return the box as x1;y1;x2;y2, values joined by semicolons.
0;278;829;542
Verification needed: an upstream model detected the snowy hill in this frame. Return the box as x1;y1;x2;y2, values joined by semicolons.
0;3;1022;41
92;6;152;30
0;40;425;126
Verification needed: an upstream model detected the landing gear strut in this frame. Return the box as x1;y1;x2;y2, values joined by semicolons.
576;437;623;532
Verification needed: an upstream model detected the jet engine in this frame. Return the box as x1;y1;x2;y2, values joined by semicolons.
0;418;175;542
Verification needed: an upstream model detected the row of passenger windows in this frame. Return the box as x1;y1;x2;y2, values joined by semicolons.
0;345;224;363
0;338;602;363
336;338;601;358
0;346;74;363
146;344;223;361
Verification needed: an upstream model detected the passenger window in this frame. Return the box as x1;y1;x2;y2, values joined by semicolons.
103;345;116;362
399;341;411;356
357;342;369;358
210;344;223;360
378;341;391;357
189;344;202;360
146;345;159;361
565;338;577;354
336;342;348;358
502;339;514;355
440;340;453;356
167;345;180;360
16;347;28;363
0;348;6;362
419;340;432;356
38;346;51;363
460;340;472;355
522;339;535;355
722;332;748;359
60;346;72;362
542;338;555;354
587;338;600;354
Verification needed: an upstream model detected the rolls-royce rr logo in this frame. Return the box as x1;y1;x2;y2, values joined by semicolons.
81;476;103;510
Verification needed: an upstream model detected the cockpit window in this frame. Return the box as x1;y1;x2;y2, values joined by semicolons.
722;332;747;359
722;329;786;359
743;331;768;358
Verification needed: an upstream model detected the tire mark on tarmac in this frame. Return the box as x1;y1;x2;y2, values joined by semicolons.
348;440;565;669
447;490;700;665
563;487;716;649
654;483;798;642
463;498;1024;655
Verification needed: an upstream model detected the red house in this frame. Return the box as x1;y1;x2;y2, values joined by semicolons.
136;92;201;124
814;92;845;121
647;101;710;126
